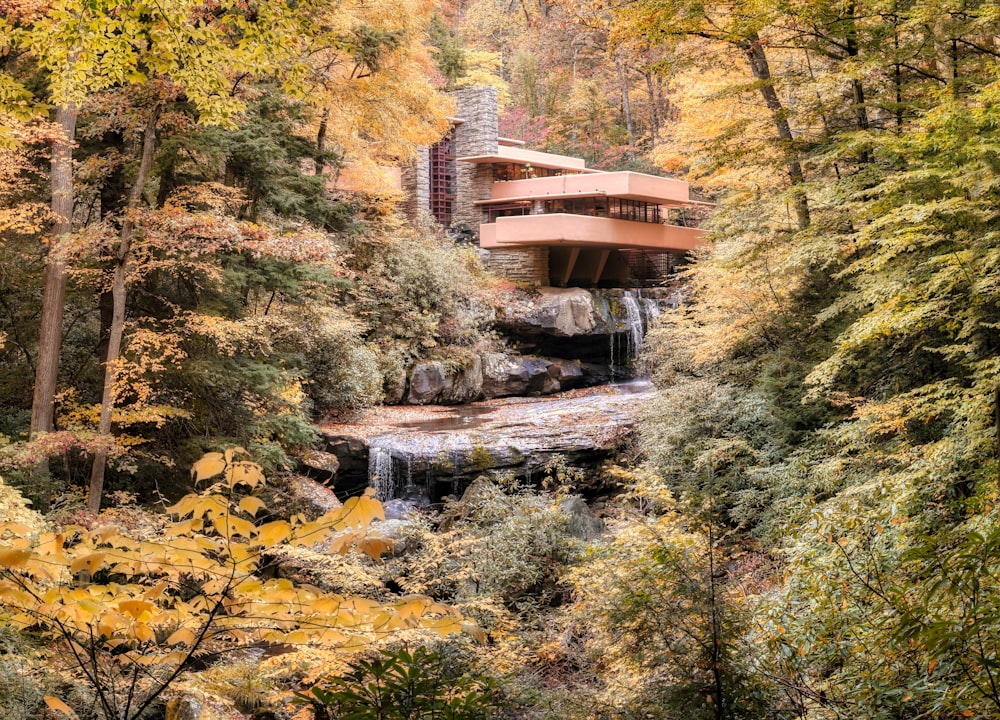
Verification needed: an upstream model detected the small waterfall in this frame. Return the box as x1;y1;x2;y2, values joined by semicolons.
368;444;395;501
403;453;415;495
622;291;644;358
642;298;660;324
609;328;618;377
608;290;660;375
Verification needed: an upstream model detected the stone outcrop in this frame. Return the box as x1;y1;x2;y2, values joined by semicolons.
407;361;449;404
407;356;485;405
390;287;674;405
286;476;342;516
499;287;615;337
443;354;484;403
481;352;532;397
320;382;653;501
558;495;605;540
299;450;340;482
407;354;590;404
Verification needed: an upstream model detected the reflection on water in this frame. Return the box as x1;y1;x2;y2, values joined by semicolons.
394;404;499;432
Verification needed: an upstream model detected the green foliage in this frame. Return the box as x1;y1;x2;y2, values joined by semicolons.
428;14;467;91
390;479;578;617
567;508;777;720
298;646;499;720
204;95;353;229
346;228;494;363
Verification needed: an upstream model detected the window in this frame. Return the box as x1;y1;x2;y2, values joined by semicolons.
428;132;455;224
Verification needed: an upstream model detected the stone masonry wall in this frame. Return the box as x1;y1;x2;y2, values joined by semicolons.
400;147;429;220
451;86;498;231
482;247;550;286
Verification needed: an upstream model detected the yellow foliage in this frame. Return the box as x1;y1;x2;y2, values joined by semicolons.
0;476;43;532
0;450;473;720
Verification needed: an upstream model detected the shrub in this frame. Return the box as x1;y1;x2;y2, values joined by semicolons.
296;645;499;720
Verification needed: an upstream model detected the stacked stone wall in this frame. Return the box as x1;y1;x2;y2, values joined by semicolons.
400;147;429;221
482;247;550;286
451;87;498;230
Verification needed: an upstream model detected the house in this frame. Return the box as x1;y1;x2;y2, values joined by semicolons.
401;87;709;287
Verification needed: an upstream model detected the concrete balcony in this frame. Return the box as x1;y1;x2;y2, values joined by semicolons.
484;171;704;206
479;213;704;252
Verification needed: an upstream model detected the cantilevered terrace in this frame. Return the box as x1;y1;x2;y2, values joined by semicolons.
402;87;710;287
461;143;710;286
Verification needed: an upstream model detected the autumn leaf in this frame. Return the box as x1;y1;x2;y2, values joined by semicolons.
191;453;226;482
43;696;77;718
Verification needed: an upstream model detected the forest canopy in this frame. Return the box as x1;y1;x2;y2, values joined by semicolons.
3;0;1000;719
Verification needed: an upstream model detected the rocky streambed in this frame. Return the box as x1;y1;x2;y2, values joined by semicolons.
313;380;655;502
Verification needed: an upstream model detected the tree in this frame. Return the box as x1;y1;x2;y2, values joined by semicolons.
568;504;772;720
2;0;457;510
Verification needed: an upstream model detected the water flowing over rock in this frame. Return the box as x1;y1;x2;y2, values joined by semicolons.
495;286;668;378
397;288;669;407
320;382;654;501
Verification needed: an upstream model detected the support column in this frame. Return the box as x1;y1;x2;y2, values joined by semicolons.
592;250;610;285
560;247;581;287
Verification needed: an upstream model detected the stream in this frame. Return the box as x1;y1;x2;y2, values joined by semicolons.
318;290;662;503
320;379;656;502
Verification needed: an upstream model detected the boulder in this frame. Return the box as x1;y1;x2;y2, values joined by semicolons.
482;354;564;397
502;287;614;337
547;358;585;389
166;698;203;720
299;449;340;482
522;357;558;394
285;475;342;518
407;357;484;405
383;498;421;521
407;361;447;404
481;353;532;397
557;495;605;540
580;362;613;385
439;354;484;404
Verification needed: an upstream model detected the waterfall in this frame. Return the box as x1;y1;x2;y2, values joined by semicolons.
622;291;644;358
368;444;395;501
403;453;414;493
608;290;662;375
642;298;660;324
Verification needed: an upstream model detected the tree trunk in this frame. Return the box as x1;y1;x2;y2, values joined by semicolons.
315;108;329;175
616;58;636;151
740;33;811;230
88;106;160;514
31;104;77;436
645;70;660;147
844;8;872;164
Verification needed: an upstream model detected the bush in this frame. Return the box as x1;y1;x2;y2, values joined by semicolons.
297;646;499;720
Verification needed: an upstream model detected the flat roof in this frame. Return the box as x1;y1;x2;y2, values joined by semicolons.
458;144;599;173
478;172;715;207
